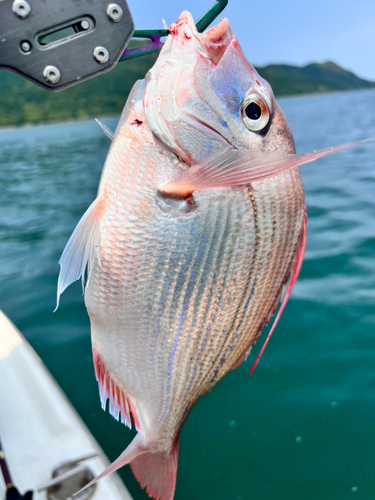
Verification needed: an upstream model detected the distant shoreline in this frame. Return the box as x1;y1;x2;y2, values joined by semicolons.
0;114;119;133
1;87;374;132
1;59;374;130
278;86;375;101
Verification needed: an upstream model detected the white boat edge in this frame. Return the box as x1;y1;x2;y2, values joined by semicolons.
0;310;133;500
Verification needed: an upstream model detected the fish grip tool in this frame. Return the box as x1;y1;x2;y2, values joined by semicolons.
0;0;134;91
0;0;228;90
119;0;228;61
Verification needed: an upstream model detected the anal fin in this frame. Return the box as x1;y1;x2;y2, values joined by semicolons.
92;349;143;434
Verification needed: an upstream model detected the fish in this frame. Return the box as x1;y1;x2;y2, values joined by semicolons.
56;11;374;500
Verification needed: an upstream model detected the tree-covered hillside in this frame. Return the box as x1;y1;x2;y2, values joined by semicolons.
0;58;374;127
0;53;158;127
258;61;375;96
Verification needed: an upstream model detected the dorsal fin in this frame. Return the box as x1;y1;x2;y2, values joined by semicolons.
55;195;105;310
95;118;114;140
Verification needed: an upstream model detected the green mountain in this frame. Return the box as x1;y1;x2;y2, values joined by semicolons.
257;61;375;96
0;58;374;127
0;53;158;127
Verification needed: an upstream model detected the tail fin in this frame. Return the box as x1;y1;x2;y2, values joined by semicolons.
131;439;179;500
75;433;179;500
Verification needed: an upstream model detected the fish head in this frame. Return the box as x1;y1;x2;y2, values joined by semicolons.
143;11;295;164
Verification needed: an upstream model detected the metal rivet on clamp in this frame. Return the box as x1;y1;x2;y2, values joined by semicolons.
20;41;31;53
12;0;31;19
106;3;123;23
93;46;109;64
43;65;61;84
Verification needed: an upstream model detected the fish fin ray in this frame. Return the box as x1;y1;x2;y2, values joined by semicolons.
231;345;253;370
231;356;245;370
250;210;307;375
55;195;104;310
74;434;147;496
93;349;143;434
95;118;114;140
130;439;179;500
74;435;179;500
160;138;375;198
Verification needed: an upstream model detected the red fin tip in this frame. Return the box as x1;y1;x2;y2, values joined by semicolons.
92;348;142;433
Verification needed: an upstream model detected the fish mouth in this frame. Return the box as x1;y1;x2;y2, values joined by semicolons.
168;12;196;36
166;11;201;58
143;12;239;162
168;13;237;138
202;17;234;63
168;12;234;64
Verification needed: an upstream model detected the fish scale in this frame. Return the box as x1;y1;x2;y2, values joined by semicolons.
57;12;312;500
86;114;304;436
88;143;305;490
56;13;375;500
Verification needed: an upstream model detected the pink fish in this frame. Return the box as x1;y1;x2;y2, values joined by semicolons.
57;12;374;500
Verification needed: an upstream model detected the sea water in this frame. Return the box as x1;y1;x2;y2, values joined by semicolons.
0;89;375;500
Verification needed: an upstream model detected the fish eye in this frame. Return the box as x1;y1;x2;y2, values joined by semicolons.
241;93;271;132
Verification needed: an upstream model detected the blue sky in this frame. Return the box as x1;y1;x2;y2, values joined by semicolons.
127;0;375;81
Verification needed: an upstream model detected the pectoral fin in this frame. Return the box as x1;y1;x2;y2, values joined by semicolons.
160;138;375;198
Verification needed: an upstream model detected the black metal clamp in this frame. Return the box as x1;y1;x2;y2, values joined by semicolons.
0;0;228;91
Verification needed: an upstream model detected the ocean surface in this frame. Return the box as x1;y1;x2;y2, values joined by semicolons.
1;88;375;500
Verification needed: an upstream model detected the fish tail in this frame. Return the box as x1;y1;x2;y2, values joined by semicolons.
74;433;145;494
130;439;179;500
74;433;179;500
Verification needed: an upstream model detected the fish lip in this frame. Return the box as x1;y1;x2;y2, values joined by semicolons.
168;11;199;38
168;11;231;61
204;18;231;43
167;12;201;54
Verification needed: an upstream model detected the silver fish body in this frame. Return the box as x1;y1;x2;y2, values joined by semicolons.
58;12;306;500
87;79;305;444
